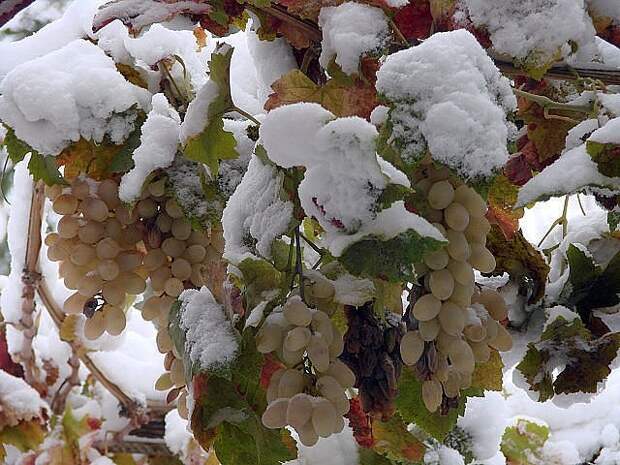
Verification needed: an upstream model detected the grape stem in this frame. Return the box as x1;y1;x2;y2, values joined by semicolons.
294;227;305;302
232;106;261;126
536;194;570;248
513;88;593;115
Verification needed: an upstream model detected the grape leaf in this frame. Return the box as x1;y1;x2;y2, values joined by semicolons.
359;449;396;465
562;244;620;320
27;153;66;186
2;126;31;164
371;415;425;464
237;258;285;309
486;175;523;240
470;349;504;391
59;315;80;343
485;226;549;304
339;230;446;282
586;139;620;178
190;332;296;465
265;69;378;119
183;44;238;177
0;420;46;454
108;113;147;174
515;314;620;401
56;138;123;181
500;419;549;465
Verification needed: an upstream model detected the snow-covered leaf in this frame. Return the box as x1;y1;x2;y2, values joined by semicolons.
371;415;425;463
28;153;65;186
182;44;238;178
587;139;620;178
339;229;445;282
515;314;620;401
500;419;549;465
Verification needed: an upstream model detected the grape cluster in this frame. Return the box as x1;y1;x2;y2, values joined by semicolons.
340;303;404;420
45;176;218;418
257;279;355;446
399;166;513;412
45;178;145;339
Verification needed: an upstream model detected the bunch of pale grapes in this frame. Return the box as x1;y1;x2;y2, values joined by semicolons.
399;166;513;412
45;178;145;339
256;279;355;446
340;303;404;420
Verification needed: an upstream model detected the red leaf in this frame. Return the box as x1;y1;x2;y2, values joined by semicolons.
505;154;533;186
393;1;433;41
260;355;284;390
0;330;23;378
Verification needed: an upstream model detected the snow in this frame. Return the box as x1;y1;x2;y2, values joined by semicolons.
376;29;516;179
459;392;509;461
517;144;620;206
0;39;150;155
599;93;620;117
332;274;375;306
222;154;294;264
462;0;596;65
165;409;193;458
565;118;599;150
325;201;446;257
246;28;297;108
119;93;180;202
543;305;579;331
424;445;465;465
588;117;620;145
0;0;100;80
0;156;33;357
178;287;239;371
0;369;47;425
318;3;389;75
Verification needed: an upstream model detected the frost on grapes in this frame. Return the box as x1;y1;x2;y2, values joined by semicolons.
0;39;150;155
222;154;294;264
178;287;238;372
318;2;389;75
376;29;516;179
119;93;180;202
459;0;596;68
260;102;444;257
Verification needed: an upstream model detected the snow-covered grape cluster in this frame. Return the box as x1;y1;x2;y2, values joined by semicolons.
256;277;355;446
400;165;513;412
45;176;219;417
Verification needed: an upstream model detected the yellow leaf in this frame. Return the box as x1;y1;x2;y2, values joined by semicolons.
60;315;80;343
56;138;123;181
471;350;504;391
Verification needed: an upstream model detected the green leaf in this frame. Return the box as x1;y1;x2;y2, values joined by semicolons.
108;113;146;174
190;332;296;465
0;420;46;453
396;369;473;441
586;139;620;178
500;419;549;465
183;44;238;177
562;244;620;319
608;211;620;232
237;258;285;309
359;449;397;465
28;152;66;186
515;315;620;401
339;230;446;282
2;127;32;164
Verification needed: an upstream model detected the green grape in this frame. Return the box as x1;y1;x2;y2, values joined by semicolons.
102;281;126;307
400;330;425;366
165;199;184;219
96;238;121;260
469;243;496;273
79;221;105;244
77;274;103;297
284;327;311;352
256;323;283;354
287;393;313;430
283;296;312;327
81;198;109;222
469;340;491;362
464;216;491;244
307;334;330;372
419;318;441;341
473;289;508;321
446;230;470;262
84;311;106;340
424;248;450;271
164;277;184;297
311;311;334;345
297;420;319;447
136;198;157;218
438;301;466;336
70;243;96;266
143;248;167;271
447;260;474;286
97;259;120;281
53;194;78;215
422;379;443;412
326;360;356;388
429;269;455;300
428;180;455;210
58;216;80;239
64;292;90;314
412;294;441;321
454;185;487;217
444;202;470;232
488;324;512;351
183;244;206;263
278;369;306;398
155;372;173;391
103;306;126;336
311;398;337;437
162;237;186;258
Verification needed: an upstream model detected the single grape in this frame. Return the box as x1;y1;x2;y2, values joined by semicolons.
97;179;120;209
464;216;491;244
70;243;96;267
97;259;120;281
422;379;443;412
286;393;313;430
428;180;455;210
307;335;330;372
429;269;455;300
419;318;441;341
171;218;192;241
256;323;283;354
58;216;80;239
326;360;356;388
473;289;508;321
165;199;184;219
162;237;186;258
103;306;126;336
278;369;306;398
284;327;311;352
164;277;184;297
81;198;109;222
312;398;337;437
84;311;106;340
297;420;319;447
283;296;312;327
53;194;78;215
155;372;173;391
183;244;206;263
438;301;466;336
412;294;441;321
171;258;192;281
137;198;158;218
424;248;450;271
488;324;512;351
400;330;425;366
469;243;496;273
444;202;470;232
445;230;471;262
96;238;121;260
64;292;90;314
